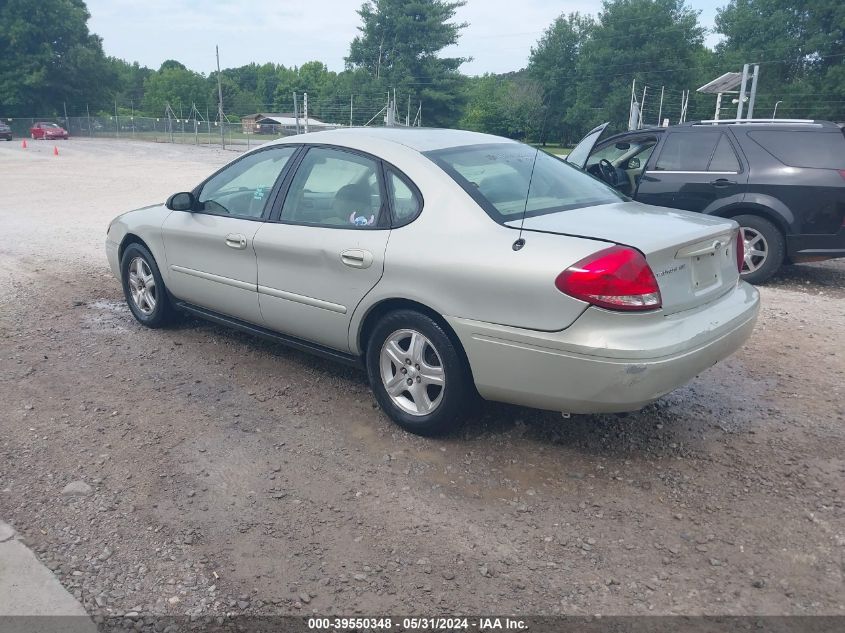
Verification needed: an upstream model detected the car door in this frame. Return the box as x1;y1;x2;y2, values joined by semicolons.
636;129;747;212
161;145;299;324
252;146;392;352
565;123;609;168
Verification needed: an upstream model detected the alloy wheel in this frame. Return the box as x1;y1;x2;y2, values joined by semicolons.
741;226;768;274
127;256;157;315
379;329;445;416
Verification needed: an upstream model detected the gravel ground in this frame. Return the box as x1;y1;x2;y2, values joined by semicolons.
1;138;843;619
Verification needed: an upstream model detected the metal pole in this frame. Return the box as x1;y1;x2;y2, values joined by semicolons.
115;101;119;138
747;64;760;119
63;101;69;132
293;92;300;134
629;79;636;129
772;100;782;118
216;45;225;148
736;63;749;120
86;103;92;137
657;86;664;126
639;86;647;129
407;94;410;126
715;92;723;120
350;94;353;127
131;99;135;138
206;106;211;144
303;92;309;133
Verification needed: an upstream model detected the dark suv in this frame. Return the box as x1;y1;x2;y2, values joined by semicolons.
566;120;845;283
0;121;11;141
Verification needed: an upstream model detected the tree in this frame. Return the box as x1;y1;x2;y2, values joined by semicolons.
461;72;544;140
568;0;706;136
346;0;469;126
528;13;593;144
0;0;117;116
142;65;208;115
715;0;845;120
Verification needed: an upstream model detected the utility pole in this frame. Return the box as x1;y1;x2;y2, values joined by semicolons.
63;102;69;131
216;45;225;148
303;92;309;133
657;86;664;126
747;64;760;119
736;63;749;120
86;103;92;137
376;34;384;79
115;100;119;138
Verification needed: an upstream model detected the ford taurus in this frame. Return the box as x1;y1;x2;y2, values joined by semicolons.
106;128;759;435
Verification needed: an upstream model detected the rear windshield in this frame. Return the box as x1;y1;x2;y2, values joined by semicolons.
426;143;625;223
747;130;845;169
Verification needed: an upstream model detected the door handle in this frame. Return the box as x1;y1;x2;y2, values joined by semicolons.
225;233;247;250
709;178;737;187
340;249;373;269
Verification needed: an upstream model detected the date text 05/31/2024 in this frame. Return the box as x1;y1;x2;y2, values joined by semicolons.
307;617;528;630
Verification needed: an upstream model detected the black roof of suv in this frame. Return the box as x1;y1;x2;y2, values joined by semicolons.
567;119;845;283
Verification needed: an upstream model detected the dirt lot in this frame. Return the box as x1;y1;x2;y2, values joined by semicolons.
1;138;843;618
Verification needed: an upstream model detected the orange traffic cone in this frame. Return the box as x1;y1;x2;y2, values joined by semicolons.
21;139;27;149
53;146;59;156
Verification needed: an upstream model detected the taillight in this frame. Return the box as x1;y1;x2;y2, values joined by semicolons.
838;169;845;182
735;228;745;273
555;245;662;311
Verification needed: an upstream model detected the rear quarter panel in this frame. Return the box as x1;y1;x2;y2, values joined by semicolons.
347;151;609;353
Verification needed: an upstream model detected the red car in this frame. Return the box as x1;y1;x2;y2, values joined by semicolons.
30;122;69;140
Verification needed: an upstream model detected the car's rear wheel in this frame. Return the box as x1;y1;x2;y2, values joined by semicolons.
734;214;785;284
120;243;176;328
366;310;472;436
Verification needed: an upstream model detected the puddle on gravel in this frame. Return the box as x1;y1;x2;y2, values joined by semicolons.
81;298;131;332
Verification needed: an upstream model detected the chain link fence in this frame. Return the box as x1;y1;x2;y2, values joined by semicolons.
4;115;296;149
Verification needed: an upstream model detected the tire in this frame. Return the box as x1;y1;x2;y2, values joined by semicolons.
120;243;177;328
734;214;785;285
366;310;472;436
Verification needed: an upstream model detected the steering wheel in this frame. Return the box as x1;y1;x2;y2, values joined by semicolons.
598;159;618;186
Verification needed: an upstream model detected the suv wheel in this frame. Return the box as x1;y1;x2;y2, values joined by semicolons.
734;214;785;284
366;310;472;436
120;243;177;328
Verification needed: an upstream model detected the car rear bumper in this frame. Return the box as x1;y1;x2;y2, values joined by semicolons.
446;281;759;414
787;228;845;261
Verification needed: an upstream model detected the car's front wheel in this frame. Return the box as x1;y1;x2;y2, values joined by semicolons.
366;310;472;436
734;214;785;284
120;243;176;328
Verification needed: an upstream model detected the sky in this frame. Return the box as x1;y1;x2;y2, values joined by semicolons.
86;0;725;76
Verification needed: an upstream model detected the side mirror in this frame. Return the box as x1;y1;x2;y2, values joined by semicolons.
628;157;641;170
166;192;196;211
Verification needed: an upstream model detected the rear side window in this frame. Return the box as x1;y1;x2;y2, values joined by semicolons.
747;130;845;169
708;135;741;172
386;170;422;226
655;132;720;171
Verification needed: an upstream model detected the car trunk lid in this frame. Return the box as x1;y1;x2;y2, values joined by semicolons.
507;201;741;314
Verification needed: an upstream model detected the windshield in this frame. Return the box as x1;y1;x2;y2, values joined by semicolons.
426;143;625;223
42;123;60;128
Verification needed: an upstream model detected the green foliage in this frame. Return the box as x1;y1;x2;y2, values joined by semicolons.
528;13;594;144
568;0;706;138
714;0;845;120
0;0;117;116
460;73;544;140
346;0;469;126
142;65;208;115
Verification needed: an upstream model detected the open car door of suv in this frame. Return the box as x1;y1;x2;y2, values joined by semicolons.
565;123;609;168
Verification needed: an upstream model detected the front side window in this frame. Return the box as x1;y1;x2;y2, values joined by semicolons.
427;143;624;223
198;146;297;218
280;147;384;228
655;131;720;171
